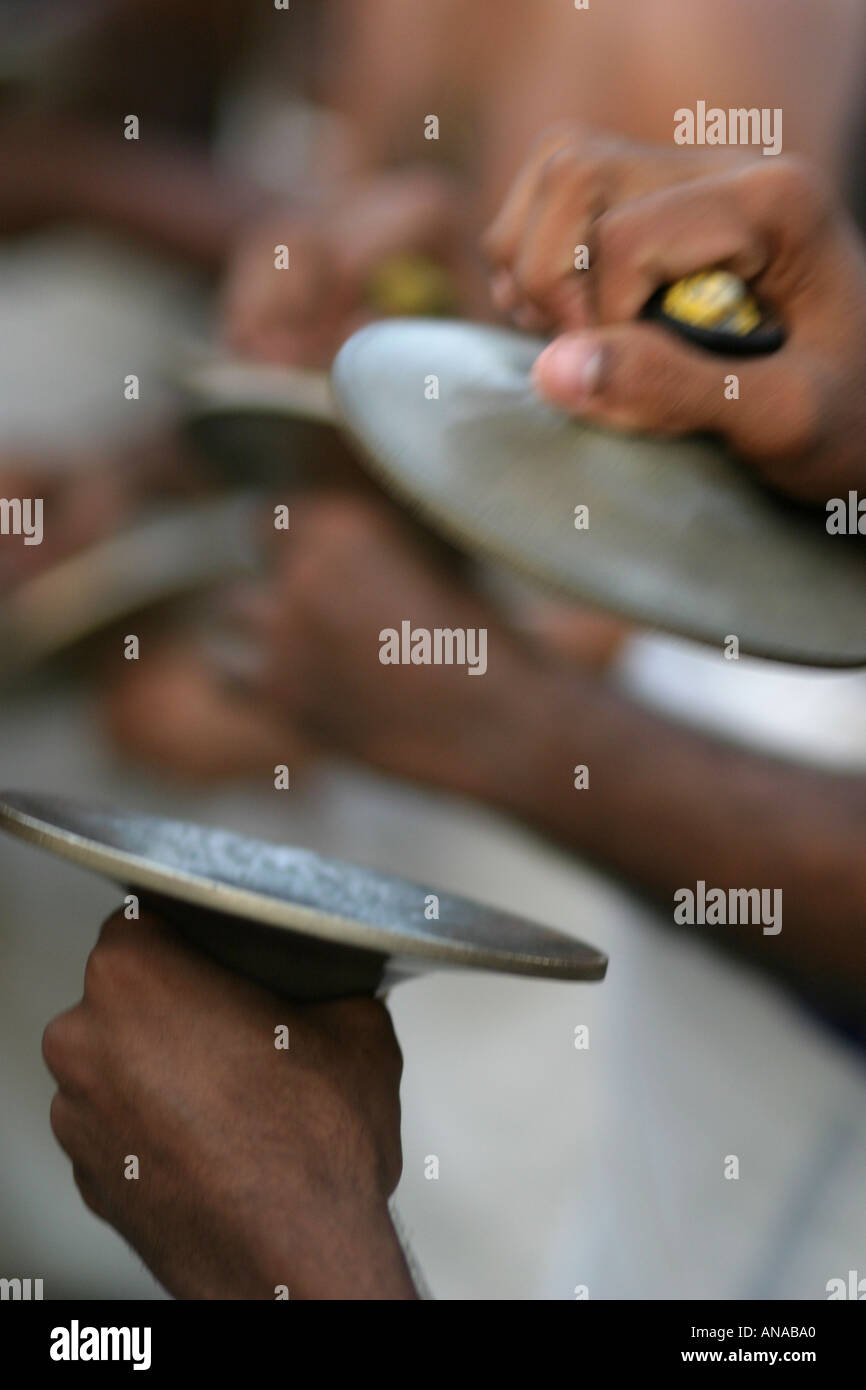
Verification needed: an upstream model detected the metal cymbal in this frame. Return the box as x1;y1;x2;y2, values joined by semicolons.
177;358;356;488
0;495;261;683
332;319;866;666
179;358;335;428
0;791;607;1001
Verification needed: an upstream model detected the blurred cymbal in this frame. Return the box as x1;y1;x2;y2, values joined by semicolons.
180;358;335;426
332;319;866;666
0;495;261;682
177;359;346;487
0;791;608;1001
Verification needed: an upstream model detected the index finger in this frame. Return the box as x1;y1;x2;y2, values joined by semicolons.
481;124;602;268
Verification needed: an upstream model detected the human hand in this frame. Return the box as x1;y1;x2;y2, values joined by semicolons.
235;495;545;800
484;125;866;501
221;168;475;367
101;631;310;783
43;911;416;1300
483;122;739;331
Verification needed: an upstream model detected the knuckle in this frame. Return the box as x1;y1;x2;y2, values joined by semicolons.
49;1090;75;1148
737;155;831;230
770;155;828;206
514;254;559;302
594;207;638;270
539;147;604;203
593;213;655;320
43;1010;96;1094
82;942;116;999
41;1014;71;1075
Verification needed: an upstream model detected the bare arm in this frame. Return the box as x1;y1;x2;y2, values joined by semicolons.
479;0;866;215
249;497;866;1021
0;113;265;269
471;657;866;1014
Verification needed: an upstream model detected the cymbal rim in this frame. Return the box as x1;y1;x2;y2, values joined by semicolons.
0;791;608;983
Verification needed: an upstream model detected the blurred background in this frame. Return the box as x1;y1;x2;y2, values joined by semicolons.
1;0;866;1299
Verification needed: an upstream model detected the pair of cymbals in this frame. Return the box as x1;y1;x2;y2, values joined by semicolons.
0;791;607;1000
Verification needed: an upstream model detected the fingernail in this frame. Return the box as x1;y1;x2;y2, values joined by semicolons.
533;335;603;405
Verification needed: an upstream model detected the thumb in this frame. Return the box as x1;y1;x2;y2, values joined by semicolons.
531;325;820;467
532;324;737;436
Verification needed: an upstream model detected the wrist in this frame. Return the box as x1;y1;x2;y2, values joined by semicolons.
256;1198;419;1301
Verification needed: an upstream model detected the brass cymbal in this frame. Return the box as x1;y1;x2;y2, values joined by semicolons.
332;318;866;666
0;791;607;1001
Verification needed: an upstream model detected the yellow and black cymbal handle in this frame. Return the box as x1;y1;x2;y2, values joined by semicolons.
644;269;784;355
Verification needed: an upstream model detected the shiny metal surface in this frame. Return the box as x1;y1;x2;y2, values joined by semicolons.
180;358;336;425
332;319;866;666
0;791;607;1000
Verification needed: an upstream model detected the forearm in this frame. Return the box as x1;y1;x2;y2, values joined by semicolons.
2;115;264;270
480;0;865;216
457;659;866;1007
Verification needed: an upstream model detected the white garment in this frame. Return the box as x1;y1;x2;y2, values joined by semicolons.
0;230;203;456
